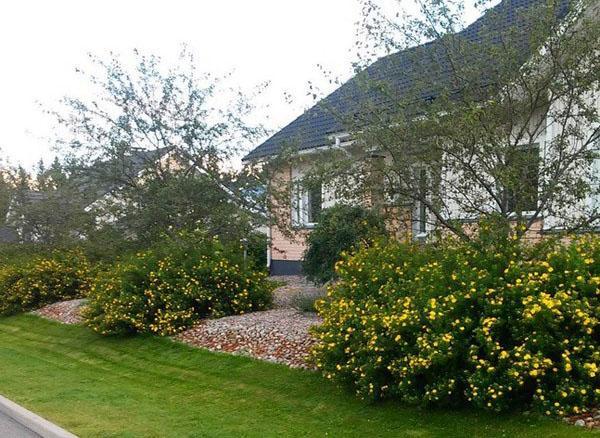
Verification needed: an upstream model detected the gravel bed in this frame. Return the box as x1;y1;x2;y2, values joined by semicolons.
33;299;87;325
566;410;600;429
32;277;324;369
175;309;322;368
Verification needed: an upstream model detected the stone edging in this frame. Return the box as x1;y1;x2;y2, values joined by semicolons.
0;394;78;438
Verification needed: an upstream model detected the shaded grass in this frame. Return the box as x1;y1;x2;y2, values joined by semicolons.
0;315;596;437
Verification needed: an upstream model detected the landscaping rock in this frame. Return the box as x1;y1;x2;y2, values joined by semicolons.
33;299;87;325
175;309;322;369
33;276;325;370
566;410;600;429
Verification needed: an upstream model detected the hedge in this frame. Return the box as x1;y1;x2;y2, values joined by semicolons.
83;234;274;336
312;232;599;416
0;250;93;316
302;204;387;284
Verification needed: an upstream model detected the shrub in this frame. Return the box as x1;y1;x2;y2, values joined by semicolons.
291;287;327;313
302;204;387;284
242;231;269;269
84;233;275;336
313;233;600;416
0;250;93;316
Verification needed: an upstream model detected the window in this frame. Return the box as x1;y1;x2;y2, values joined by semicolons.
291;182;322;227
590;146;600;215
306;184;322;224
413;168;429;240
505;145;539;213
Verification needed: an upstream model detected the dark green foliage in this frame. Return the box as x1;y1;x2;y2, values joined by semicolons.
84;231;274;336
313;233;600;415
302;204;387;284
0;250;93;316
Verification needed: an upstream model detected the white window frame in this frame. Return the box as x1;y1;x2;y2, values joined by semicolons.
291;182;323;229
412;167;430;241
505;142;541;218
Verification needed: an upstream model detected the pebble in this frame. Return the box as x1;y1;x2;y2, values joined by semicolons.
33;299;87;324
175;308;322;369
566;409;600;429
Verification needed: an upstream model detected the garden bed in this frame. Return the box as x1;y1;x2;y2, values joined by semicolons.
33;276;324;368
175;309;321;368
33;299;87;325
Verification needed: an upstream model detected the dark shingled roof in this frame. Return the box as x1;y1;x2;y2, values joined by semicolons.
20;147;174;207
244;0;569;161
76;146;174;201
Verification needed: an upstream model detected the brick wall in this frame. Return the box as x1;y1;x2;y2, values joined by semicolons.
269;164;310;262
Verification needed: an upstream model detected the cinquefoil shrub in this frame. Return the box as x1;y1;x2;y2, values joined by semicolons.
313;233;599;416
0;250;93;316
84;235;274;336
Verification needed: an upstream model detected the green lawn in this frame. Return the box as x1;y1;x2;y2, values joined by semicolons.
0;315;596;438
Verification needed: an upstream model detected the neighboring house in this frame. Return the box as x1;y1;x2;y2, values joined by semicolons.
244;0;599;276
82;146;175;226
5;147;174;242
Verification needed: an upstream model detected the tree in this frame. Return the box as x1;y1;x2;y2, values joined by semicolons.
6;162;92;245
287;0;600;240
0;159;14;227
52;49;270;247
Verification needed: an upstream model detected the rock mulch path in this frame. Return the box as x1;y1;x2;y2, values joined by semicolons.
174;276;326;368
175;309;322;369
33;299;87;325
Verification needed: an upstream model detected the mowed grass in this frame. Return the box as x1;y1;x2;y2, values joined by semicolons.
0;315;596;438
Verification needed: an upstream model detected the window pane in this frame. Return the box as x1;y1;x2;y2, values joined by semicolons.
506;145;539;213
291;183;301;226
307;183;322;223
419;169;427;233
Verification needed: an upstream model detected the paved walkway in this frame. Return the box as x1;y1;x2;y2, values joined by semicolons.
0;410;39;437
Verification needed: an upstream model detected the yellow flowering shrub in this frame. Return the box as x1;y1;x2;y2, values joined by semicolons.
313;233;599;415
84;236;274;336
0;250;93;315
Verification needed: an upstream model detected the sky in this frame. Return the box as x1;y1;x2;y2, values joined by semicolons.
0;1;482;169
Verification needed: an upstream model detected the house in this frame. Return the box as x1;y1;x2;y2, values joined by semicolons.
82;146;176;226
244;0;600;276
5;147;175;243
